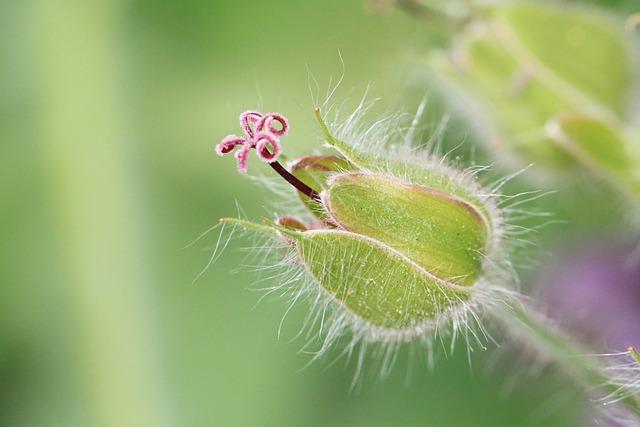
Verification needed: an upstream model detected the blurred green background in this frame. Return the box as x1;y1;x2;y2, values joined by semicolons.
1;1;637;426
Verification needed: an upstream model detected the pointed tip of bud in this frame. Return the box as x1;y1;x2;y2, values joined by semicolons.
314;106;321;113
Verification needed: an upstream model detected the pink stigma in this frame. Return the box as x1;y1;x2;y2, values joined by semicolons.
216;111;289;173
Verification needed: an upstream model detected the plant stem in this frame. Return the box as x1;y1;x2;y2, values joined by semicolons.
491;301;640;418
32;1;173;425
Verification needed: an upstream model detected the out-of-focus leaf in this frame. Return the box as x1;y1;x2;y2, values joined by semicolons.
296;230;470;329
427;1;637;183
497;3;634;119
547;113;640;196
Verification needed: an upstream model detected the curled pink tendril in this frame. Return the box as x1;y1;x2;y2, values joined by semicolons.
216;111;289;173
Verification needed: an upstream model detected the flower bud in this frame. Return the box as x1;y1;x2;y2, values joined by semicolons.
217;108;505;343
427;2;638;190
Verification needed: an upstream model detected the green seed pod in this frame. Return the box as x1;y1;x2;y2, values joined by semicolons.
322;173;488;286
294;230;471;331
216;108;509;350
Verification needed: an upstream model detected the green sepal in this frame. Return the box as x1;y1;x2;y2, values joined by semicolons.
219;217;298;239
314;108;376;170
323;173;489;286
295;230;470;329
314;109;493;223
220;216;472;329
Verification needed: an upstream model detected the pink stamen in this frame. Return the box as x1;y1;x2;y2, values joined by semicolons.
263;113;288;136
216;135;245;156
234;145;251;174
217;110;286;173
255;131;281;162
240;111;263;139
216;110;320;202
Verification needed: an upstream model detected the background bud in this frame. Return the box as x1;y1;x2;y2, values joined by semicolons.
427;2;640;195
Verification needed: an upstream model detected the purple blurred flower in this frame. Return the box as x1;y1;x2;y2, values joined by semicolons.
536;239;640;352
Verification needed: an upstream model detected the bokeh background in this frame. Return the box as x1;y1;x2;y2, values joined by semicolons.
1;1;638;426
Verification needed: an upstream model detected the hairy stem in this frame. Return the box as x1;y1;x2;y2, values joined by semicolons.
492;302;640;418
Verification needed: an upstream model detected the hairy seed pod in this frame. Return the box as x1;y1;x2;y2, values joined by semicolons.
217;108;507;344
322;173;488;286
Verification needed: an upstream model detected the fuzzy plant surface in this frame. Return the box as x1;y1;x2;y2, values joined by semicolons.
213;105;640;423
216;107;513;346
418;1;640;204
211;1;640;425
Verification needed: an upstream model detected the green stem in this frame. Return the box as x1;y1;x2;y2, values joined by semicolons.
32;1;173;425
492;302;640;418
